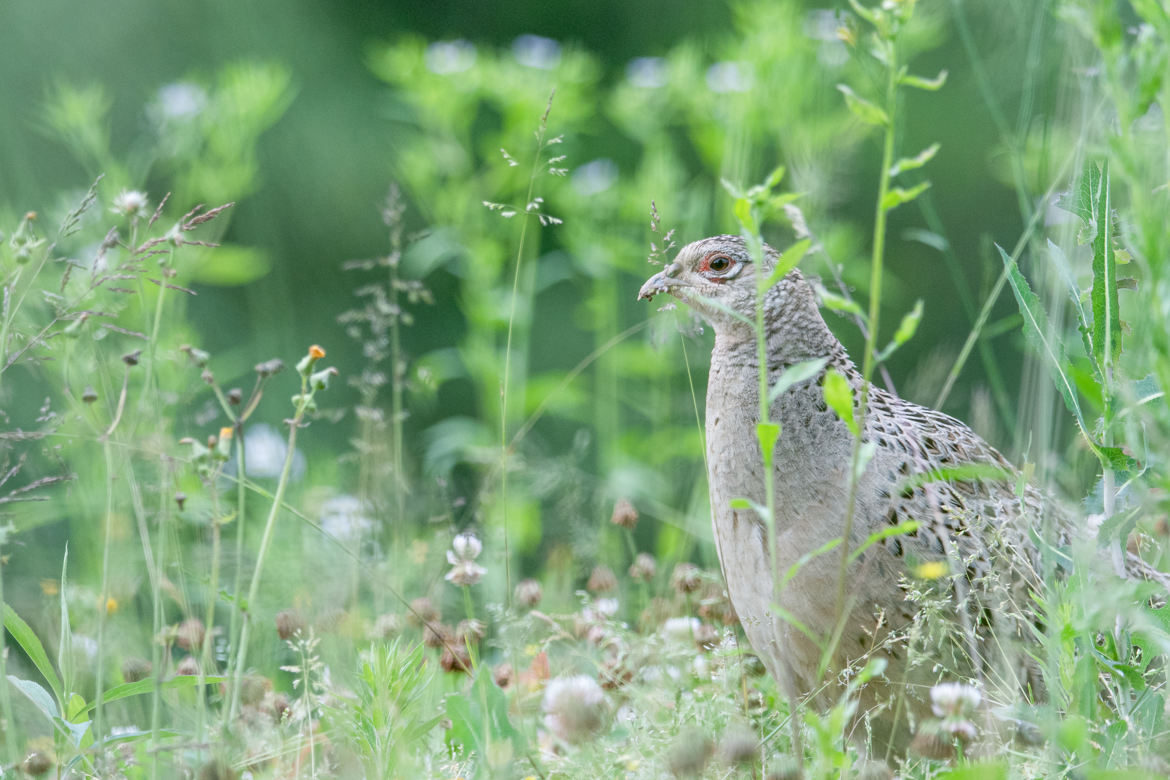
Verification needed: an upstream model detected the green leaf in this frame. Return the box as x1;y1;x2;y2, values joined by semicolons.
445;668;526;758
81;676;226;714
3;605;62;702
818;289;866;318
899;70;949;91
728;498;753;510
756;422;781;458
58;548;74;717
938;762;1008;780
186;245;272;286
822;369;858;436
768;357;828;404
1056;161;1100;224
765;239;812;289
876;300;923;362
849;520;921;564
1089;160;1121;368
881;181;931;211
836;84;889;126
889;143;940;177
729;497;770;522
733;197;757;235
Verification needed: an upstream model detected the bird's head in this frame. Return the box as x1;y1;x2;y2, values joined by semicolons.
638;234;821;347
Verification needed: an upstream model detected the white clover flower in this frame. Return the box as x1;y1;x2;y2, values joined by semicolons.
930;681;982;718
705;61;753;93
626;56;667;88
663;616;701;644
513;34;560;70
450;531;482;561
111;190;150;219
155;82;207;121
425;40;477;75
542;674;607;743
445;558;486;587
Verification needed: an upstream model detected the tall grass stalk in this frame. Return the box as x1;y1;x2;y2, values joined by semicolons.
0;528;17;761
228;353;326;721
498;90;556;600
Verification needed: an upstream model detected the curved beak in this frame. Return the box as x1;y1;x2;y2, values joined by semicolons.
637;263;687;301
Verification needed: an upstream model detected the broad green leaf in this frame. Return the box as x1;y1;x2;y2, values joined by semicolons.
818;289;865;318
900;70;949;91
889;143;940;177
765;239;812;289
3;605;62;701
836;84;888;126
768;357;828;404
1056;162;1100;224
823;369;858;436
1090;160;1121;368
8;675;59;721
881;182;931;211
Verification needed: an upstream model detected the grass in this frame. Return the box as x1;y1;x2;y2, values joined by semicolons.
3;0;1170;777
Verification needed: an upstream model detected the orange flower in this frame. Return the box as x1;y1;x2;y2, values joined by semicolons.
219;426;234;441
309;345;326;359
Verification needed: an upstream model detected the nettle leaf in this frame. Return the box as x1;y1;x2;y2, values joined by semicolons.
837;84;889;126
889;143;940;177
1089;159;1122;368
822;369;858;436
769;357;828;404
899;70;948;91
881;182;931;211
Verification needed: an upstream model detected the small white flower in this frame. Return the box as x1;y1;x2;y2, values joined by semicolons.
706;61;753;93
445;558;486;587
155;82;207;121
425;40;477;75
513;34;561;70
450;531;482;561
111;190;150;219
626;57;667;88
663;616;701;644
542;674;607;743
930;681;982;718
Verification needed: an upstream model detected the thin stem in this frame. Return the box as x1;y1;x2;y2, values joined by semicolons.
229;433;248;667
228;387;310;721
93;436;116;743
499;91;554;603
142;246;175;404
834;39;900;630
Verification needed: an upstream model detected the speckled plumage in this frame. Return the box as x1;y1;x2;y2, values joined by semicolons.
638;235;1107;752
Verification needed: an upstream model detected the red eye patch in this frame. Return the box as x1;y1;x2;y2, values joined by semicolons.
699;252;734;280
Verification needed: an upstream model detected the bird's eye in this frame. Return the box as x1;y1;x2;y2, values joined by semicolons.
708;255;732;272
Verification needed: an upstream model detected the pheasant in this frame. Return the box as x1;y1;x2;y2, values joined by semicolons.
637;234;1158;753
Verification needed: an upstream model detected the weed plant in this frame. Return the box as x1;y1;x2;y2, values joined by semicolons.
2;0;1170;778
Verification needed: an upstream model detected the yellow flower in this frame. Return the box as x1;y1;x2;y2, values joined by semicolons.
105;597;119;614
40;579;59;596
309;344;326;359
219;426;234;441
915;561;948;580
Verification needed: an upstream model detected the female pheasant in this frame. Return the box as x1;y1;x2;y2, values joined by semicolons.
638;235;1129;752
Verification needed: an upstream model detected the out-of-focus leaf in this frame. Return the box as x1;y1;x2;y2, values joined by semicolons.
187;245;271;286
823;369;857;436
837;84;888;126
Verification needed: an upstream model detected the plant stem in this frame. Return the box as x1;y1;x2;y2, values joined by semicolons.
0;533;18;762
228;433;248;668
228;389;309;721
833;33;900;656
93;436;116;743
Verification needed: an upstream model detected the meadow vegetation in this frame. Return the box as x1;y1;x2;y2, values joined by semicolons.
3;0;1170;777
